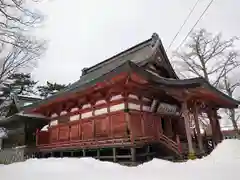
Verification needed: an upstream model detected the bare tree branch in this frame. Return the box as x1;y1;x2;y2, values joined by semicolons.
0;0;46;84
175;28;240;135
0;0;46;118
175;29;240;84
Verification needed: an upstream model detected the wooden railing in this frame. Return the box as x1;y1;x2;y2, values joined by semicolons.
159;134;180;155
37;136;156;150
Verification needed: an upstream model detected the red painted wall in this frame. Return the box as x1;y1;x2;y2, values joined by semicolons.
36;110;163;147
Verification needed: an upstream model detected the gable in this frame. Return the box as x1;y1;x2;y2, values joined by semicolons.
81;33;178;81
140;36;178;79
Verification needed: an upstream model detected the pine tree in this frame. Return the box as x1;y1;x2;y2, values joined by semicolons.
0;73;37;117
37;81;67;98
6;73;37;96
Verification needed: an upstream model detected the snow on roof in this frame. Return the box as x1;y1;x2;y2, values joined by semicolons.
0;139;240;180
16;112;47;119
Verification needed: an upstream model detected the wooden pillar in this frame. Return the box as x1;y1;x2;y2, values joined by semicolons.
141;115;145;136
97;149;100;159
193;104;204;154
181;102;195;155
176;135;182;153
68;126;71;141
146;145;151;161
124;91;132;140
165;117;173;138
57;127;59;142
106;99;112;138
113;148;117;162
82;149;86;157
91;101;95;139
92;119;95;139
207;108;218;147
213;109;223;143
35;128;39;146
130;147;136;162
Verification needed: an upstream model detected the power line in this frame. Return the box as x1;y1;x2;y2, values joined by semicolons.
168;0;201;50
175;0;215;52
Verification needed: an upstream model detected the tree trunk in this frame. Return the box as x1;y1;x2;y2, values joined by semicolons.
230;109;240;136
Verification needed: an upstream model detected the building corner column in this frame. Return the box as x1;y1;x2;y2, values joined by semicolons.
181;101;195;159
193;104;205;155
213;109;223;143
207;108;222;147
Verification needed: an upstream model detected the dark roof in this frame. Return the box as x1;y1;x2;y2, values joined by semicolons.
69;33;178;94
81;33;178;79
23;33;178;110
22;33;239;111
0;112;49;126
23;60;240;111
17;95;42;102
16;95;42;110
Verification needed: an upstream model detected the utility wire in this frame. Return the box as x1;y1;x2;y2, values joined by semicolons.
168;0;201;50
175;0;215;52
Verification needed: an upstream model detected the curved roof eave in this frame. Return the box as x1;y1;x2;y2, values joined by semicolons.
24;61;239;112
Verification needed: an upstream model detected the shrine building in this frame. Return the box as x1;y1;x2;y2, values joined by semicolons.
0;33;239;165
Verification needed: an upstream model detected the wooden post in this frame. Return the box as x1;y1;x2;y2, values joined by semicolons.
165;117;173;138
176;135;182;153
106;99;112;138
181;102;195;157
57;127;59;142
68;125;71;141
82;149;86;157
131;147;136;162
141;115;145;136
146;145;151;161
207;109;217;147
36;128;39;146
193;104;204;154
97;149;100;159
159;118;163;134
212;109;223;143
113;148;117;162
92;119;95;139
124;91;132;140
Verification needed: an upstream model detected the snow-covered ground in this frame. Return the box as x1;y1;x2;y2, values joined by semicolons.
0;139;240;180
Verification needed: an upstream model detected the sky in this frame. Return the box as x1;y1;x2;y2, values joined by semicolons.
32;0;240;86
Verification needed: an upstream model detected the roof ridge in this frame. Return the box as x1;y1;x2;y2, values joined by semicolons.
82;33;159;75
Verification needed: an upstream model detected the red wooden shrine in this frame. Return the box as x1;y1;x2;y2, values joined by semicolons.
35;73;181;155
19;33;239;162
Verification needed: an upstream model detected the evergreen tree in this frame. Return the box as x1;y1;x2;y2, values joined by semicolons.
0;73;37;98
6;73;37;96
0;73;37;117
37;81;67;98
